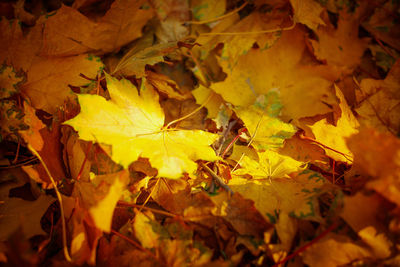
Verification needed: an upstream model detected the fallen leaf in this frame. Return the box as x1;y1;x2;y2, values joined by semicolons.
190;0;226;22
235;103;297;149
309;85;359;162
229;169;326;223
301;232;372;267
42;0;154;56
211;26;337;120
0;193;55;241
0;65;24;99
65;74;219;178
290;0;325;30
22;120;66;188
21;54;103;114
19;103;45;151
73;170;129;232
0;18;42;71
113;43;179;78
356;58;400;134
347;127;400;206
0;100;27;142
310;10;369;73
233;150;304;179
192;85;232;129
362;0;400;51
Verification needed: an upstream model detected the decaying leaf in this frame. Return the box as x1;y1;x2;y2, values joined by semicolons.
0;65;24;99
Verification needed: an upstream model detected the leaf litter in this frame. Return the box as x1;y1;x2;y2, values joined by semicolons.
0;0;399;266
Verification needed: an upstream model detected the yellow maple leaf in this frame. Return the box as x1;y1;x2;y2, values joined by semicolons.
229;170;325;222
65;74;219;179
235;103;297;149
233;150;304;179
309;85;359;163
211;26;338;120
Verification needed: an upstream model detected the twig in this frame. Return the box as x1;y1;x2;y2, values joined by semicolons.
201;163;233;195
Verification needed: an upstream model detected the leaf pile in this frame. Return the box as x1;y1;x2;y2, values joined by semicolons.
0;0;399;266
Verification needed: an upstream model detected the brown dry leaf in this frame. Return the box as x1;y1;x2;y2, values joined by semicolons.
162;98;207;130
21;54;103;114
356;58;400;134
147;71;190;100
0;18;42;71
61;128;91;181
347;127;400;206
13;0;35;25
112;42;180;78
279;134;329;166
362;0;400;51
19;103;45;151
151;179;217;226
22;120;66;188
42;0;154;56
210;191;271;238
0;193;55;241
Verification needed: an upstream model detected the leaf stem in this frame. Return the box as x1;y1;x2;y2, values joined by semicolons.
199;20;296;36
27;144;72;262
